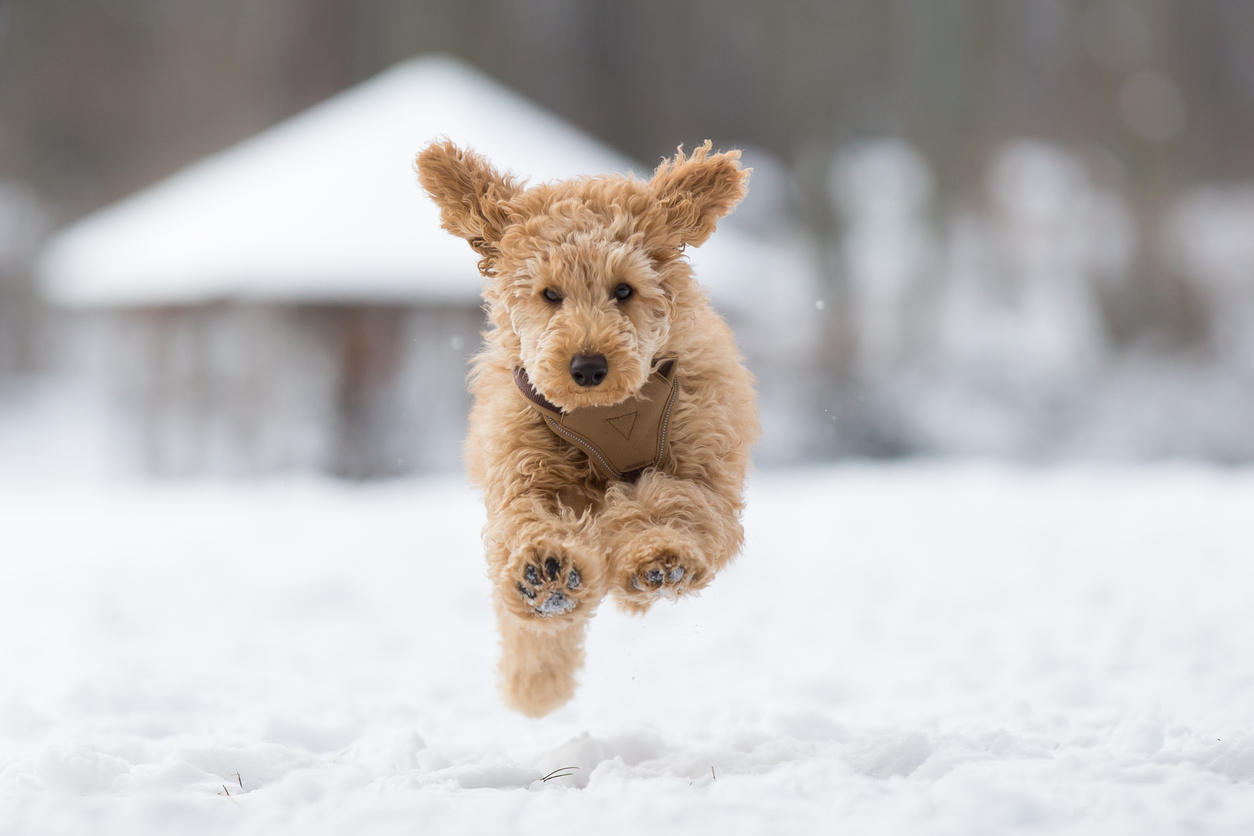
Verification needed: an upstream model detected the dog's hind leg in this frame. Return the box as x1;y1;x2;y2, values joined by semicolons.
495;598;588;717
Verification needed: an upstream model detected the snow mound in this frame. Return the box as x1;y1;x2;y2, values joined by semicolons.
2;465;1254;834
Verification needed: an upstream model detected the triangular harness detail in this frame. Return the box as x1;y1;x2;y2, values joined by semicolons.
605;412;638;440
513;360;679;483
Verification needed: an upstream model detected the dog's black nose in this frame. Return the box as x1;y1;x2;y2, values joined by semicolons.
570;354;608;387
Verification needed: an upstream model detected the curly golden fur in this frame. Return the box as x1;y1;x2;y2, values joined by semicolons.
415;139;759;717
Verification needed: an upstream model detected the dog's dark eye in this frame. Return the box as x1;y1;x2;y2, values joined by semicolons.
613;283;633;301
543;288;562;303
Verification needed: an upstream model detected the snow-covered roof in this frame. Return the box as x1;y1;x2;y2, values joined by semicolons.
36;55;777;310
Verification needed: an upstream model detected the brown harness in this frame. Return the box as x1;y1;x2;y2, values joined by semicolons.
512;359;678;483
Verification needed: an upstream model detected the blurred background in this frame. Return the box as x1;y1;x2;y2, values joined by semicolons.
3;0;1254;480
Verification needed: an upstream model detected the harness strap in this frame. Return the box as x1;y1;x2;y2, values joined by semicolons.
512;360;679;482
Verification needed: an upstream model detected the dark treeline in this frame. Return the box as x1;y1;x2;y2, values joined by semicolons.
3;1;1252;219
2;0;1253;381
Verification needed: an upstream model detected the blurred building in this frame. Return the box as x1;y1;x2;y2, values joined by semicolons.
8;1;1254;471
0;184;47;378
35;56;819;478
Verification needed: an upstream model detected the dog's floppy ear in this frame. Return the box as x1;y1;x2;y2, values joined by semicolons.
649;141;750;248
416;139;521;274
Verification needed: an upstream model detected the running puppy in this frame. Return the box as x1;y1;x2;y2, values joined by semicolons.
416;140;758;716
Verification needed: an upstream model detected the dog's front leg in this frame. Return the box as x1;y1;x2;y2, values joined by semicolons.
596;469;745;614
482;483;605;716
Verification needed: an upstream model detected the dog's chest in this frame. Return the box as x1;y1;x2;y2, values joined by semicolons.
513;360;679;483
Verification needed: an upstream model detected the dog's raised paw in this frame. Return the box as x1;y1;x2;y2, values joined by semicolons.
617;546;706;614
507;546;591;623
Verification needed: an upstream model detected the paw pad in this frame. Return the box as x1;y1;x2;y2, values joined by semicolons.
535;592;575;615
626;551;697;601
516;553;585;618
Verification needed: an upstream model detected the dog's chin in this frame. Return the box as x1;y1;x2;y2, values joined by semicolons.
533;371;649;412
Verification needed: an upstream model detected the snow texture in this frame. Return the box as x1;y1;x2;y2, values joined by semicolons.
2;464;1253;834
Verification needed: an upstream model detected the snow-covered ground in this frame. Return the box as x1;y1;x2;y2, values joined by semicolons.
2;463;1253;834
